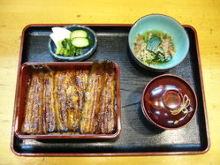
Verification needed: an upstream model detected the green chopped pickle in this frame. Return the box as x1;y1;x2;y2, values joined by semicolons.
55;29;91;57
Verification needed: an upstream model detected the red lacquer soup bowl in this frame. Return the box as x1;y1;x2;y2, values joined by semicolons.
141;74;197;130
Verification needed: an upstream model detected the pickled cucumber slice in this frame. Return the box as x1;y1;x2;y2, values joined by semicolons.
71;38;89;48
70;30;88;38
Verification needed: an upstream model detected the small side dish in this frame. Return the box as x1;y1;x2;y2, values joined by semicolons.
128;14;189;71
134;30;175;65
15;61;121;139
49;25;97;61
50;27;91;57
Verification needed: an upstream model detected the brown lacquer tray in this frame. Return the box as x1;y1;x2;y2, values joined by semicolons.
11;24;210;156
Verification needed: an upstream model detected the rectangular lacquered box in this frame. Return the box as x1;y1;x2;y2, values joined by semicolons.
14;62;121;140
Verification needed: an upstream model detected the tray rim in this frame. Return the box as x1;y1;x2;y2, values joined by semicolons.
11;24;210;157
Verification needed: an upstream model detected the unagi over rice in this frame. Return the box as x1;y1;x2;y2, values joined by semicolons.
21;61;117;135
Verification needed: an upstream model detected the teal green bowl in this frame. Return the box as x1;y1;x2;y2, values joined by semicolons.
128;14;189;71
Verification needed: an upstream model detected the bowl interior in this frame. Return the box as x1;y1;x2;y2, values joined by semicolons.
129;14;189;70
49;25;97;61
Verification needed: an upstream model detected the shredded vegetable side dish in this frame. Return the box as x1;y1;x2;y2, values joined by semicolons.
134;30;176;65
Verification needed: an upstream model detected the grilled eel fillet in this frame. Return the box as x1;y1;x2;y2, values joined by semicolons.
22;72;36;134
54;71;70;132
80;63;105;134
75;70;89;111
22;72;44;134
80;62;116;134
65;70;80;132
43;72;56;133
22;71;56;134
96;63;116;133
